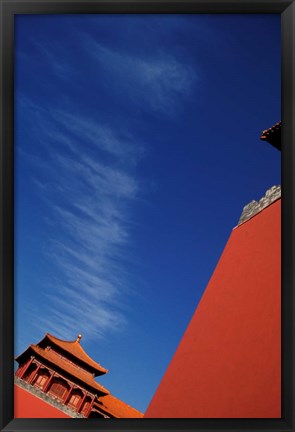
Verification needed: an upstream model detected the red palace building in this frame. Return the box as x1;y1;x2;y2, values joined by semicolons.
14;333;143;418
145;123;281;418
14;123;281;419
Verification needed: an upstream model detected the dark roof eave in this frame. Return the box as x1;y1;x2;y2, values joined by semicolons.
260;121;281;151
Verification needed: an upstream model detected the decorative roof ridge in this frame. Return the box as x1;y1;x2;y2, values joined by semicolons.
236;185;281;227
45;332;79;345
261;121;281;138
43;333;108;375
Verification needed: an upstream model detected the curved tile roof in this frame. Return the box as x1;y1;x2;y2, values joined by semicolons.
30;344;109;395
42;333;108;376
95;394;144;418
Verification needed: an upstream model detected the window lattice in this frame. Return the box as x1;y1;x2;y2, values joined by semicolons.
49;381;68;399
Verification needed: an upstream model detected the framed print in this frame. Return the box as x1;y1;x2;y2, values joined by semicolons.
0;1;294;432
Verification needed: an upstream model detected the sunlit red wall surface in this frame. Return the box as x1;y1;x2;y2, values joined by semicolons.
14;385;71;418
145;199;281;418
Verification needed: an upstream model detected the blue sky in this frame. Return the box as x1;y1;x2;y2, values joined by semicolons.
14;14;280;413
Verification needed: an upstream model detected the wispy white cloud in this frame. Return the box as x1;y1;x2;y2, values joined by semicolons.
17;95;144;165
81;35;197;113
19;30;198;116
30;39;75;81
50;109;144;162
18;98;143;341
16;29;197;344
54;152;139;200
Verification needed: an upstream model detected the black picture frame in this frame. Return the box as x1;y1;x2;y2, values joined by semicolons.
0;1;294;431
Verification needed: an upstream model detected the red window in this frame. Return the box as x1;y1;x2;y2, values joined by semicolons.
49;382;68;400
68;394;81;407
34;373;48;388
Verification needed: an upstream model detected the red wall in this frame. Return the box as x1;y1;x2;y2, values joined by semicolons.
145;199;281;418
14;385;71;418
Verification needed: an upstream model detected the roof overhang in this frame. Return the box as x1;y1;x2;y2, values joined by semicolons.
260;121;281;151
